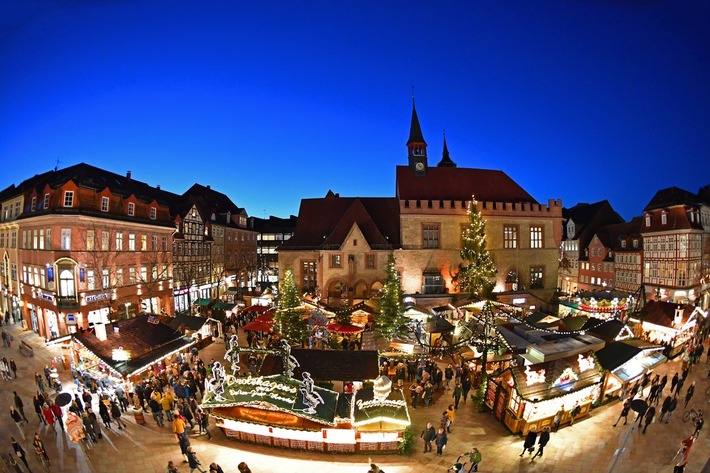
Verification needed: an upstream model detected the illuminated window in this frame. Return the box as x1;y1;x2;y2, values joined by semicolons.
422;224;440;249
661;213;667;225
151;235;158;251
128;233;136;251
504;226;518;249
645;215;651;227
63;191;74;207
129;267;136;284
301;260;316;292
128;202;135;216
102;268;109;288
530;226;543;249
61;228;71;250
101;197;109;212
86;230;95;251
101;231;109;251
116;268;124;286
140;234;147;251
530;267;544;289
330;254;342;268
87;269;95;290
162;236;168;251
116;232;124;251
43;194;50;209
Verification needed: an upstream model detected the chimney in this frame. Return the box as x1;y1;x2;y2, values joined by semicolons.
206;185;210;190
156;185;161;190
126;170;132;180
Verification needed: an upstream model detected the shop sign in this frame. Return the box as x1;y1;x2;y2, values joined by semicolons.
112;347;132;361
228;377;299;405
355;398;407;410
38;292;54;302
66;314;77;325
85;293;111;303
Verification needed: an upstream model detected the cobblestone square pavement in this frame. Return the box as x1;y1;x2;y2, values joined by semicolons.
1;322;708;473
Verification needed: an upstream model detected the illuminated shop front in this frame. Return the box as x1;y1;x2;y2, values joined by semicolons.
630;301;706;359
487;352;602;435
596;340;666;401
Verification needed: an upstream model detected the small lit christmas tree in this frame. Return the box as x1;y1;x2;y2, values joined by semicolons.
453;196;497;299
375;253;408;340
274;269;308;343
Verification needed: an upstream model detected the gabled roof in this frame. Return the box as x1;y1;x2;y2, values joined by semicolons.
563;200;624;242
281;193;400;250
182;183;246;223
167;314;211;331
595;339;662;372
640;301;695;328
583;319;626;343
644;186;700;212
641;205;703;232
395;165;537;203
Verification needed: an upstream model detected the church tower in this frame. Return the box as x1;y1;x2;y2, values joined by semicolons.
406;97;428;176
437;132;457;168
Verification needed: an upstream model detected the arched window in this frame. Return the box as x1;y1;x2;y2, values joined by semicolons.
59;269;75;297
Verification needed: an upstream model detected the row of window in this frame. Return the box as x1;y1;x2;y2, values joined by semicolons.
27;191;159;220
579;275;612;286
0;231;18;249
580;262;613;273
20;229;169;252
21;264;169;290
504;225;544;249
328;253;377;269
1;201;22;222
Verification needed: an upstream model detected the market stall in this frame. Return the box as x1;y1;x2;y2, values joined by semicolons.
487;352;603;435
595;339;666;401
630;301;705;358
167;313;220;348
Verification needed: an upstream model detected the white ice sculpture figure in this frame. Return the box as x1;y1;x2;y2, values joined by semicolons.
206;362;227;402
300;372;323;415
224;334;240;375
372;375;393;401
281;340;300;377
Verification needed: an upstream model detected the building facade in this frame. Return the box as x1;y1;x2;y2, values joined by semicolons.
248;215;298;288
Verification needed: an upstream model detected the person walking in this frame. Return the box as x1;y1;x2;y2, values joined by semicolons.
684;382;695;408
33;393;46;425
660;395;672;423
10;358;17;379
613;398;631;427
642;406;656;434
35;373;46;394
50;401;64;431
552;406;564;432
99;400;112;429
82;412;97;443
42;403;56;432
33;433;50;466
420;422;436;453
13;392;29;423
196;409;211;439
435;427;448;456
87;407;102;439
173;410;188;440
666;396;678;424
461;376;471;404
520;429;538;456
446;404;455;432
149;397;165;427
444;365;454;390
693;411;704;438
7;452;24;473
569;402;581;426
531;427;550;460
671;372;679;393
110;400;126;429
675;377;685;397
467;447;482;472
453;382;463;409
209;462;225;473
185;446;207;473
11;437;31;473
10;406;26;439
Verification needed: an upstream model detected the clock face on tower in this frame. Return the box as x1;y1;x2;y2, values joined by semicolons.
415;162;425;171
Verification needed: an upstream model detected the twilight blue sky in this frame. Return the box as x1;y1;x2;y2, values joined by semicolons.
1;1;709;221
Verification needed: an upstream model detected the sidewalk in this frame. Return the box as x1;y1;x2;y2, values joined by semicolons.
0;321;708;473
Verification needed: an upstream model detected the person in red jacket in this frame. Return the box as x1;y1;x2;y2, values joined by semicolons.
42;403;56;432
50;401;65;431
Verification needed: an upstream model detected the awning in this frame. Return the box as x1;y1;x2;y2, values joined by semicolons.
242;320;273;332
254;312;275;323
326;323;364;334
243;305;271;313
194;298;213;306
212;302;237;311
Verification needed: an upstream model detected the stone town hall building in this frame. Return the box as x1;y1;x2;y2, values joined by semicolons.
279;102;563;308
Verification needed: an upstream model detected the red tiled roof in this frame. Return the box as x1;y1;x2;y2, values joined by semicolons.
642;206;703;232
281;194;400;250
395;165;537;203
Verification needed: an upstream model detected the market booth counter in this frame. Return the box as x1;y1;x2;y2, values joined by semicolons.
630;301;704;359
487;352;603;435
595;339;667;401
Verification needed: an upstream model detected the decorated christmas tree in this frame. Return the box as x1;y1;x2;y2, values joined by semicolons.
375;253;408;340
274;269;308;343
453;196;497;298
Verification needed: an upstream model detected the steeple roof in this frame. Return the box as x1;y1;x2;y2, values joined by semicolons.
406;98;426;146
437;133;456;167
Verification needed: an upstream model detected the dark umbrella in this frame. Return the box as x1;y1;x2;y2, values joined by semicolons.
630;398;648;414
55;392;72;407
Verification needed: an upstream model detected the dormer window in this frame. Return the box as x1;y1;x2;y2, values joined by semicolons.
43;193;50;209
128;202;135;216
63;191;74;207
621;240;626;248
566;221;575;239
31;197;36;211
633;239;639;248
150;207;156;220
645;215;651;227
661;212;667;225
101;197;109;212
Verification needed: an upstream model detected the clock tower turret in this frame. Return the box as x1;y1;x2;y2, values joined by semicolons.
406;96;427;176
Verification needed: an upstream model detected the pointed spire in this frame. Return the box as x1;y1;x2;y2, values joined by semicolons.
437;130;457;168
406;95;426;146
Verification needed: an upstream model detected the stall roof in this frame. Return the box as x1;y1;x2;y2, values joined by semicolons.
584;319;626;343
424;316;455;334
595;339;664;372
167;314;211;332
74;315;193;377
213;302;237;311
194;298;214;306
352;387;410;428
262;348;380;381
511;352;602;402
640;301;695;328
202;374;339;426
